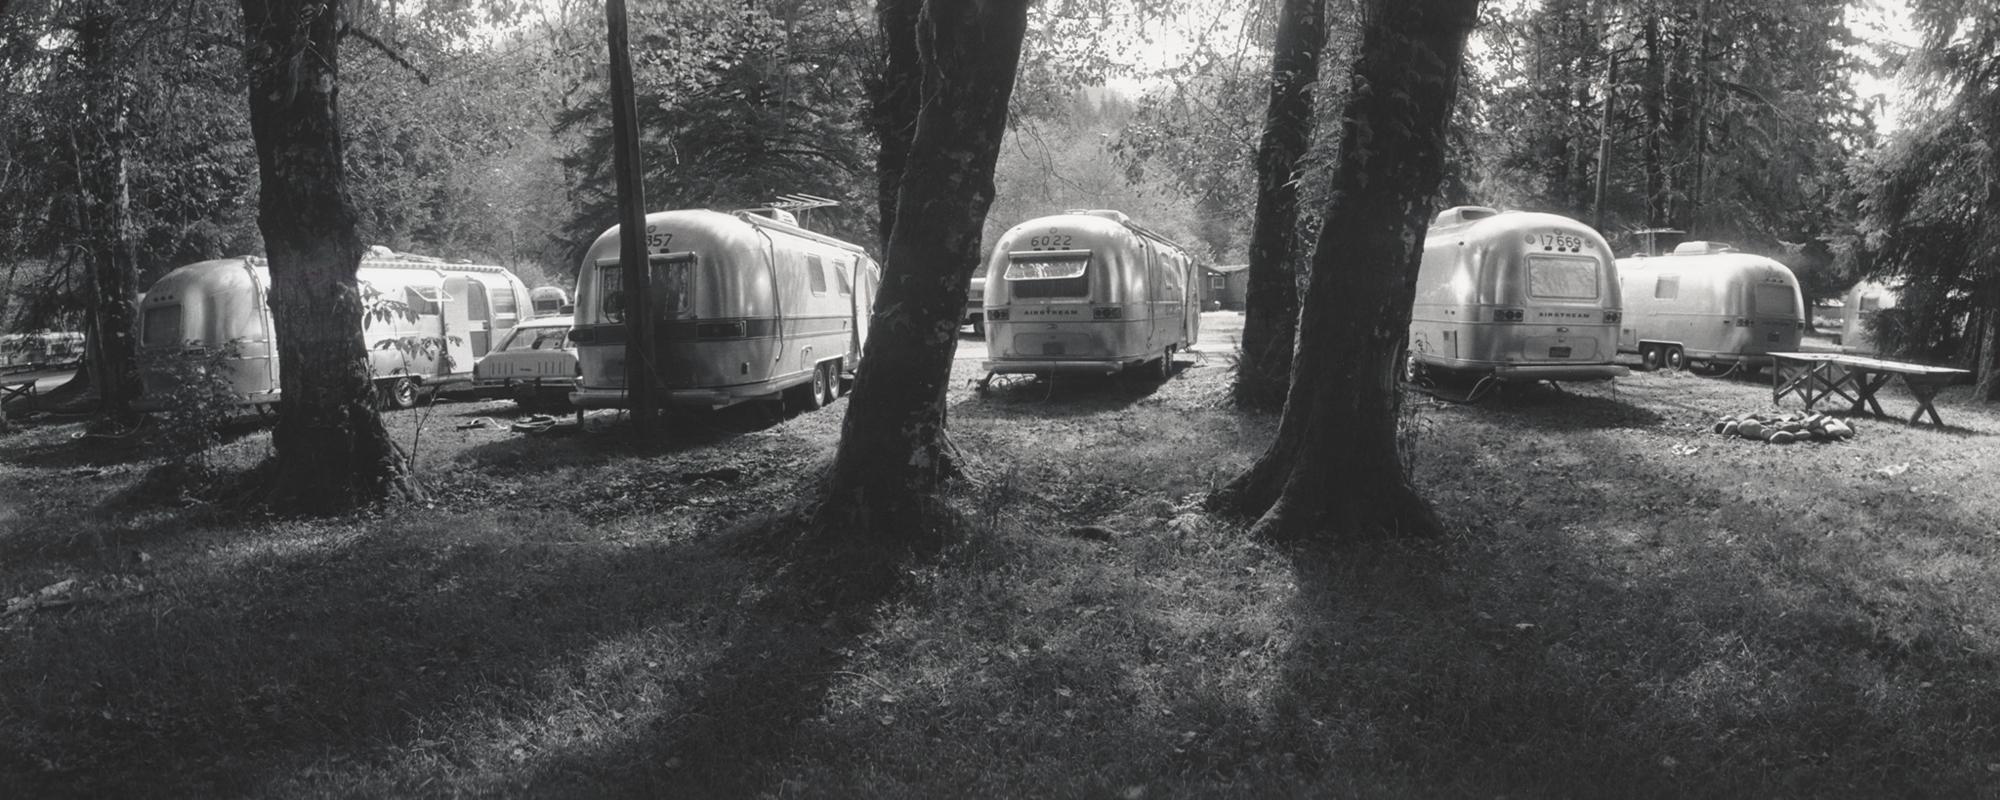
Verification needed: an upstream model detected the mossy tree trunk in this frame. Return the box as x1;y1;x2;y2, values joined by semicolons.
76;4;140;420
239;0;418;513
803;0;1030;567
1211;0;1479;543
1233;0;1327;412
869;0;922;256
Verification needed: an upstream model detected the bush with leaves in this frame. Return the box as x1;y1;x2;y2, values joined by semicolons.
150;341;244;474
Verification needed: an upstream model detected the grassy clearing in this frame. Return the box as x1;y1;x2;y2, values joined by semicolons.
5;319;2000;797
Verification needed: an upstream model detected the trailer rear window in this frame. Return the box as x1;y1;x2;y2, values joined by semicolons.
142;306;182;347
596;254;695;323
1754;283;1796;317
1005;254;1089;298
1526;255;1599;300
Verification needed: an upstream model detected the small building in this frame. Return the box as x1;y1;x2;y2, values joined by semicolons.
1204;263;1249;310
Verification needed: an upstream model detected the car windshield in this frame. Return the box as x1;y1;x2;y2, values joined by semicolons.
496;326;568;352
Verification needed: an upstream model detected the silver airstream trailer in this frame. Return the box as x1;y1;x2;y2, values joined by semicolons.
135;251;534;410
567;208;880;411
529;286;571;318
1614;242;1806;372
978;209;1200;381
1839;280;1900;355
1406;207;1628;383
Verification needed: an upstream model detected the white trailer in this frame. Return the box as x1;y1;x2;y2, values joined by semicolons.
567;208;880;411
1839;280;1900;355
1407;206;1627;383
978;209;1200;381
135;252;533;410
1614;242;1806;372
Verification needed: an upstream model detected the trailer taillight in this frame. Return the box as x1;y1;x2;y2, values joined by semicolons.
987;309;1009;322
1092;306;1123;320
1602;310;1622;324
1492;308;1525;323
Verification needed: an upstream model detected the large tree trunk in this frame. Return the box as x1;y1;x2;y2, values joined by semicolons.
869;0;922;255
77;4;140;420
1641;10;1667;228
1233;0;1327;412
802;0;1030;570
1210;0;1478;542
239;0;417;513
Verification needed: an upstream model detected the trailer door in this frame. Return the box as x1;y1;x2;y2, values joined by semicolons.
464;277;494;357
442;277;474;373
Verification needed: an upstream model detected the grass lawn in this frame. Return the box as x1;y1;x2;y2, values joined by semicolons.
5;315;2000;797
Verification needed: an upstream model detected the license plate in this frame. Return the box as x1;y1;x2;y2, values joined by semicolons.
1549;346;1571;358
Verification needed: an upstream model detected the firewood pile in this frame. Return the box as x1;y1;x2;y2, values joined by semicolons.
1712;412;1856;444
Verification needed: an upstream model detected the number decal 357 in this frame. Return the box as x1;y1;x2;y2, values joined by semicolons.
1027;234;1073;249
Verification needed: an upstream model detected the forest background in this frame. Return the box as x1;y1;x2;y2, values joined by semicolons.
0;0;1928;338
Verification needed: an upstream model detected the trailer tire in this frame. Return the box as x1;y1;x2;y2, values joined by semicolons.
1639;345;1661;372
1665;346;1686;371
790;365;827;412
971;317;985;337
819;361;838;406
1154;345;1175;381
379;376;417;410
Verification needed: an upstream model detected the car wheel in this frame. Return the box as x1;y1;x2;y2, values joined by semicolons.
379;376;417;409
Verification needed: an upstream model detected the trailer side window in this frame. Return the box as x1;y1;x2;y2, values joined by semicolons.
490;284;519;325
834;259;853;296
405;285;446;315
1653;275;1679;300
142;306;182;347
1526;255;1600;300
1859;295;1881;312
1210;275;1225;290
807;254;828;295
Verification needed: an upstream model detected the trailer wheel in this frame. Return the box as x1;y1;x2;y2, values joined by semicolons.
1154;345;1175;381
1639;345;1661;372
818;361;838;406
789;365;827;412
378;376;417;410
971;317;985;337
1665;346;1686;371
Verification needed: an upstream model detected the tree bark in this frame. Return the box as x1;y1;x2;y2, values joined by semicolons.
76;4;140;420
803;0;1030;570
239;0;418;513
1210;0;1478;543
869;0;922;255
1641;9;1667;227
1233;0;1326;412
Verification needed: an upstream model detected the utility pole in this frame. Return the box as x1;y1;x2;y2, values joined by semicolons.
605;0;656;434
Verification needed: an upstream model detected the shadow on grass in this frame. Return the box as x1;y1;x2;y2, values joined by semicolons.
0;413;272;471
1440;381;1667;431
0;508;896;799
1260;432;2000;796
450;402;812;478
957;362;1183;418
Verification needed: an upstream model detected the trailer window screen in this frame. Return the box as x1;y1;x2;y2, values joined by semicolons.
1526;255;1599;300
1005;254;1090;298
1860;295;1882;312
596;255;694;323
142;306;182;347
490;284;519;322
1754;284;1796;317
833;259;853;296
807;254;828;295
496;325;568;352
1654;276;1680;300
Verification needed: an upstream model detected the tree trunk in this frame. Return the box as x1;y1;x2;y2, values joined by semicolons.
1211;0;1478;543
869;0;922;255
1234;0;1327;412
803;0;1030;570
1642;9;1667;227
76;5;140;420
239;0;418;513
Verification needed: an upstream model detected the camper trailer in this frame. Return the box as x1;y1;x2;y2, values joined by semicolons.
567;208;880;411
1406;207;1627;383
1840;280;1900;355
134;252;534;410
1;331;84;372
1614;242;1806;372
530;285;571;317
978;209;1200;381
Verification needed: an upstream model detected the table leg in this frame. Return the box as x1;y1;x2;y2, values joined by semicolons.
1773;360;1813;405
1848;370;1892;417
1905;376;1948;426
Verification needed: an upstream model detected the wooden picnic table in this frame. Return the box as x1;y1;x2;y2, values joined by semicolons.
0;377;34;405
1771;351;1971;426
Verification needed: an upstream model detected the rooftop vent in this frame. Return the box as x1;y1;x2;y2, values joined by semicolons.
1671;240;1736;255
1432;206;1501;227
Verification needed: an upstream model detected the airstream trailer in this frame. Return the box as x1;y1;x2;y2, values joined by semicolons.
1614;242;1806;372
566;208;880;411
1839;280;1900;355
1406;207;1627;383
134;252;534;410
530;285;571;317
1;331;84;372
978;209;1200;380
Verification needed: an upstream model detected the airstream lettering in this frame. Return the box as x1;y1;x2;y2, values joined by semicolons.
566;208;880;411
1614;241;1806;372
1406;206;1627;383
135;252;534;410
979;209;1200;381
